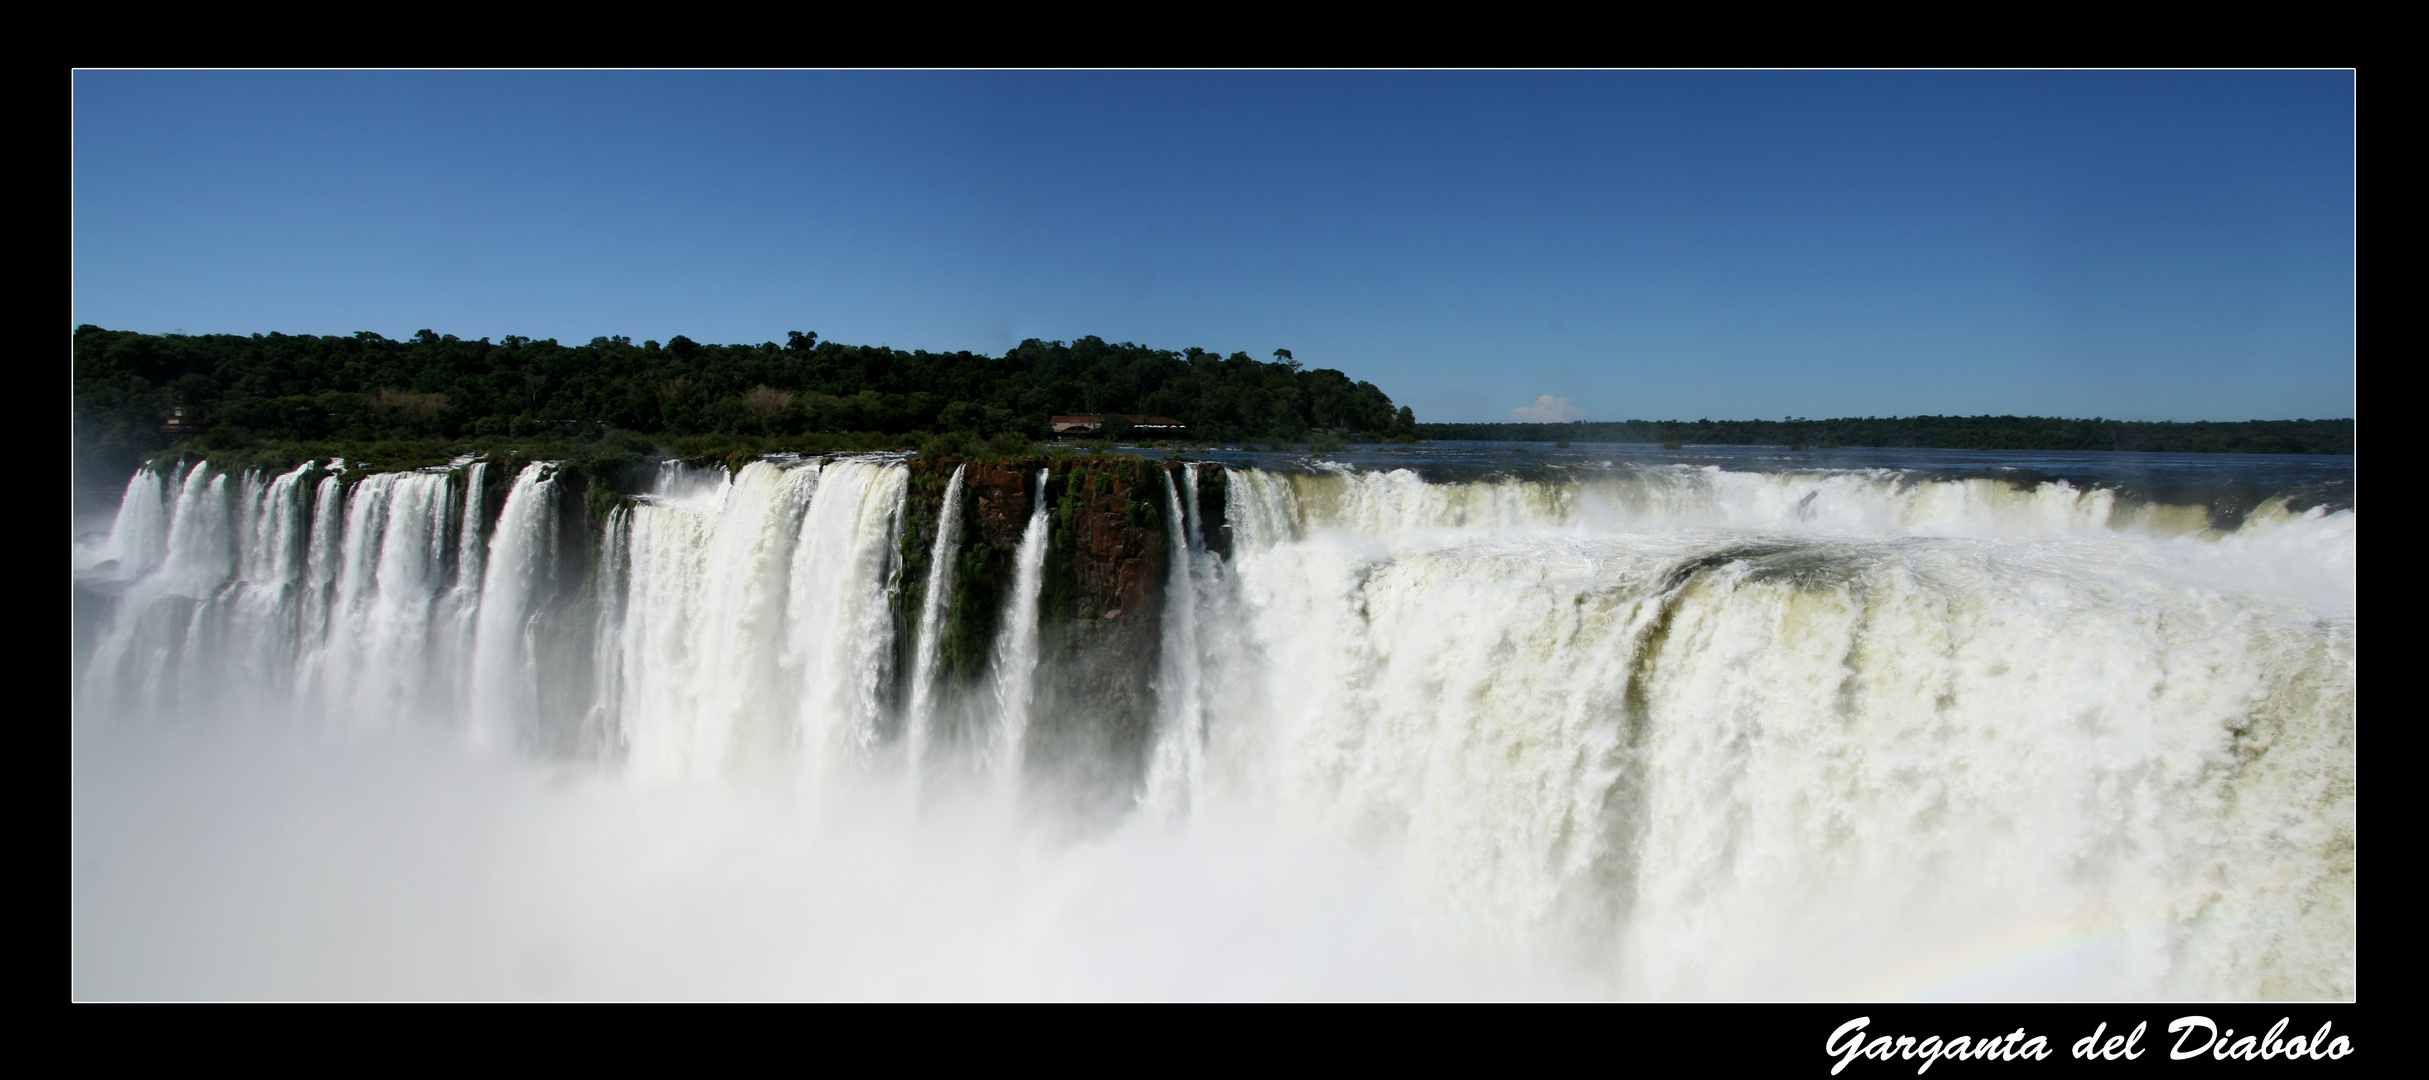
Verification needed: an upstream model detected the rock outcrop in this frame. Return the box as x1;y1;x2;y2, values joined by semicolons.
893;454;1225;804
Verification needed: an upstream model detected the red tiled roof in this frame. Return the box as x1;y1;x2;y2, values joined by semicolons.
1051;413;1190;430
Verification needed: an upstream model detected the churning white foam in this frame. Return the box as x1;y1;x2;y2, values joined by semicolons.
70;457;2355;999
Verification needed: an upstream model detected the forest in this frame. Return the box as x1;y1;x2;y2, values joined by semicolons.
1418;417;2355;455
71;326;1415;475
72;325;2353;477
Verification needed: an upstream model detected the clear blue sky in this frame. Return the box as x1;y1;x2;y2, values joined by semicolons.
72;71;2354;423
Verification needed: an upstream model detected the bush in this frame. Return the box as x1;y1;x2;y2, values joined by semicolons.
922;430;983;459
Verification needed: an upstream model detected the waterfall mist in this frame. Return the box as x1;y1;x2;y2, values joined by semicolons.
70;451;2355;999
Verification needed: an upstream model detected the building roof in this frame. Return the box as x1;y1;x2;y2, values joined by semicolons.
1050;413;1190;434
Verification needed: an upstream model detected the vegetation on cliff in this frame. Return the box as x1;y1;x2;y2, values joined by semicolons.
78;324;2345;471
73;325;1418;476
887;453;1216;803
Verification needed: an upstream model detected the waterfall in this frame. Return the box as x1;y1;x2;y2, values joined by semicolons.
79;463;244;721
1143;465;1210;814
985;469;1051;785
440;461;491;679
160;462;232;597
617;459;822;780
1225;466;1299;553
787;458;910;772
587;503;632;756
470;462;559;747
222;463;313;706
81;457;505;732
293;466;346;700
413;462;488;724
71;452;2356;999
1211;465;2354;998
1252;463;2271;541
78;466;168;578
905;465;968;771
364;472;456;730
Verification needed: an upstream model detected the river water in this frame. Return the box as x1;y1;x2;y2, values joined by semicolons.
69;444;2356;1000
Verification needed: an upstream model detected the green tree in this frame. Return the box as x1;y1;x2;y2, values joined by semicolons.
72;324;1435;476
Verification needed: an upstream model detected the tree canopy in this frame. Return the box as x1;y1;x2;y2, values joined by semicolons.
74;325;2349;473
72;326;1417;473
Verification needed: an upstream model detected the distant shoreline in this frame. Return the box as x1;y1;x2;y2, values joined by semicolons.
1417;416;2354;455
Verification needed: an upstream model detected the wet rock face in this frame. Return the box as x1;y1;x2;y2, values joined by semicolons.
965;463;1037;558
1187;465;1230;560
1034;461;1168;798
893;459;1039;704
1051;466;1165;625
894;454;1180;803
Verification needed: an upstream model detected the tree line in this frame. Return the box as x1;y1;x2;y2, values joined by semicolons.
1418;417;2354;455
72;326;1419;474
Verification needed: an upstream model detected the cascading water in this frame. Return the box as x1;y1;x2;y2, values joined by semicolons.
1207;465;2354;999
616;459;815;779
1143;464;1224;815
82;458;488;731
587;502;630;755
71;448;2356;1000
470;462;560;746
986;469;1051;785
788;459;910;769
905;465;968;771
438;460;490;690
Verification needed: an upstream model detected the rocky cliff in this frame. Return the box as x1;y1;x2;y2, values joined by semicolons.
893;454;1225;803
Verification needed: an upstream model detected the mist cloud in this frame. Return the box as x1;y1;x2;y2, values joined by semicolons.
1510;395;1585;422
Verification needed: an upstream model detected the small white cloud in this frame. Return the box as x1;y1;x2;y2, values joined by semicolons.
1510;395;1585;422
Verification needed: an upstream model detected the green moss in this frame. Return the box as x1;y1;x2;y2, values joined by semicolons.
583;483;635;525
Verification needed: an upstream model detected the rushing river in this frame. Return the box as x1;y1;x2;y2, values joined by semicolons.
69;444;2356;1000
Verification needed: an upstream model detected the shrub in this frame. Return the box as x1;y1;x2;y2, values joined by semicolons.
922;430;984;459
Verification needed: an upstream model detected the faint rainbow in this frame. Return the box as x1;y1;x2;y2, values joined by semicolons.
1854;902;2179;1001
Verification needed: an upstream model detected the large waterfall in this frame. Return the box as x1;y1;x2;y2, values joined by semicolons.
70;450;2356;1000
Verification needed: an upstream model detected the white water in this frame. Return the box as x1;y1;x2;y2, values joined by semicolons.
905;466;967;772
788;459;909;772
611;457;910;781
617;459;811;779
470;462;561;747
985;469;1051;786
71;455;2356;1000
1210;470;2353;999
1144;464;1230;815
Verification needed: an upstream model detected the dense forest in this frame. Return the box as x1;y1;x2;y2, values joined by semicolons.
1420;417;2355;455
71;325;1416;474
72;325;2353;475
